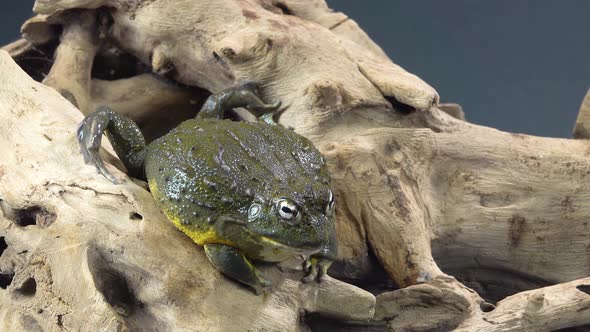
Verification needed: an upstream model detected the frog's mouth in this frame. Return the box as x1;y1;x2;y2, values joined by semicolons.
258;235;321;255
216;216;322;261
254;237;320;262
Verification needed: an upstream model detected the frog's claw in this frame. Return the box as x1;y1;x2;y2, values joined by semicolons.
302;257;333;283
204;243;272;295
77;112;119;184
254;275;274;296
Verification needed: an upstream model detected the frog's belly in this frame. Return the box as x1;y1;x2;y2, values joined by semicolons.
148;177;317;262
147;178;235;246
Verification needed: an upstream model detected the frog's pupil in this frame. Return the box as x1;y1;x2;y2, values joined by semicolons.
277;200;298;220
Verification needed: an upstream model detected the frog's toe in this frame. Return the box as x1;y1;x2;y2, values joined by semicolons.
258;102;290;125
244;95;282;117
302;266;318;283
77;113;119;184
302;258;319;283
77;119;94;163
302;257;333;283
303;259;312;271
318;260;331;281
255;100;282;113
254;277;273;295
92;155;120;184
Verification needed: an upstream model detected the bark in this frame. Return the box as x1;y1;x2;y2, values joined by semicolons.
1;0;590;331
573;89;590;139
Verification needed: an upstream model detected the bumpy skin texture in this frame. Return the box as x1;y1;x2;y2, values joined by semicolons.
77;84;337;294
146;118;333;255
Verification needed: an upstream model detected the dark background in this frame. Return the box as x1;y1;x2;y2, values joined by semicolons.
2;1;589;138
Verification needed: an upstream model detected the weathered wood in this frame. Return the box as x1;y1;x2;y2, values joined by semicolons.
573;89;590;138
1;0;590;330
0;39;33;55
438;103;465;120
0;50;374;331
456;277;590;331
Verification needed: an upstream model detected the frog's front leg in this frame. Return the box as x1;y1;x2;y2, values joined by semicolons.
197;81;282;121
204;244;272;295
302;245;337;283
77;106;147;183
303;224;338;283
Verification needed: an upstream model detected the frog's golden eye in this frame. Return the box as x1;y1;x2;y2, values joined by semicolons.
248;203;262;220
277;199;298;222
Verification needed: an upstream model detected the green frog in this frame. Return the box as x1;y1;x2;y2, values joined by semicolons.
77;82;337;294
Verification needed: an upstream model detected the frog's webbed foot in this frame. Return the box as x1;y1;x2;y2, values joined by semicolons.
204;243;272;295
302;256;333;283
77;111;119;184
78;106;147;183
243;95;282;118
197;81;283;121
227;81;282;117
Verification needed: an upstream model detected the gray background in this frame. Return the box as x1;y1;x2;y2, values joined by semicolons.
2;1;589;138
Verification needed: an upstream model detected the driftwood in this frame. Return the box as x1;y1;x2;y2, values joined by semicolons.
574;89;590;139
1;1;590;331
0;51;375;331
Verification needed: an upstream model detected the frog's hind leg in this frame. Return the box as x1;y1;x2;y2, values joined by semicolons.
197;81;282;120
204;244;272;295
77;106;147;183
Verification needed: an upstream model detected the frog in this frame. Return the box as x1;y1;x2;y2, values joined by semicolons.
77;81;337;294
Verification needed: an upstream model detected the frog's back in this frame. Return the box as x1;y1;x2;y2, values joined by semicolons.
144;119;329;244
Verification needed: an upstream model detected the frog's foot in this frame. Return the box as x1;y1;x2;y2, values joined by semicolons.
197;81;282;120
78;107;146;182
204;243;272;295
302;256;333;283
229;81;282;117
77;110;119;184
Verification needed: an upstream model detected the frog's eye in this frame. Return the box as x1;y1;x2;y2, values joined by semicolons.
277;199;298;221
248;203;262;220
326;190;335;214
